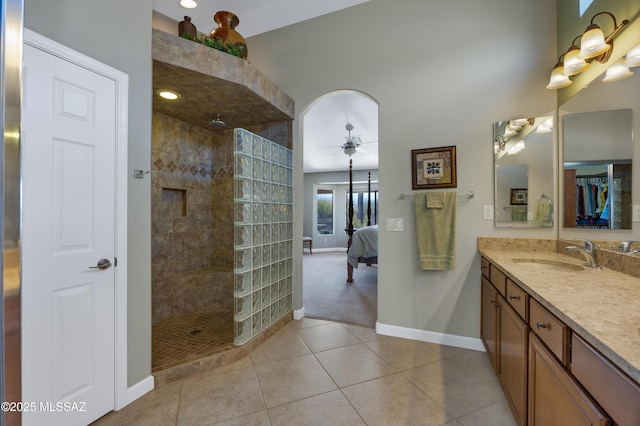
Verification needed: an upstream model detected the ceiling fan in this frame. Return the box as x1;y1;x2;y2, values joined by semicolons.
319;123;372;156
342;123;361;156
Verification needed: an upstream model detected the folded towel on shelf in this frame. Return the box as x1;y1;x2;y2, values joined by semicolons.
414;192;457;270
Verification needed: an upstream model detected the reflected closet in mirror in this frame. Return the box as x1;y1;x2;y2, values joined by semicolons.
559;57;639;235
562;108;632;229
493;115;554;228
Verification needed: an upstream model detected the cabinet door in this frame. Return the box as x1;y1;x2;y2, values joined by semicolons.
499;300;528;426
481;276;499;372
528;334;610;426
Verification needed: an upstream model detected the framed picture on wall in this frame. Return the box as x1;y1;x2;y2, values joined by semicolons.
510;188;528;205
411;146;457;190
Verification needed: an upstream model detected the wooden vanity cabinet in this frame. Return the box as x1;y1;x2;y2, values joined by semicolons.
529;298;568;364
498;290;528;426
481;258;614;426
481;274;499;372
489;262;507;296
481;258;529;425
528;334;610;426
571;334;640;425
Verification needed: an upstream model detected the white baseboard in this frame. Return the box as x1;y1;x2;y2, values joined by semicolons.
116;375;154;410
308;247;347;253
293;307;305;320
375;322;485;352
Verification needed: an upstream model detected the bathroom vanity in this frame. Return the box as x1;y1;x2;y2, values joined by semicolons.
478;238;640;426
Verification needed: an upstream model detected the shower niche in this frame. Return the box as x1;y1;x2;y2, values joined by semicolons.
151;28;294;376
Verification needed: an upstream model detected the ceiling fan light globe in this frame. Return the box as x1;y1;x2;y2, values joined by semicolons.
343;146;357;156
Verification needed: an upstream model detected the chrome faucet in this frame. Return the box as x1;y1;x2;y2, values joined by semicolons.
617;241;639;253
565;239;600;268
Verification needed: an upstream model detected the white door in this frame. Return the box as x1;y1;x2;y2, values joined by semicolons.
21;42;118;426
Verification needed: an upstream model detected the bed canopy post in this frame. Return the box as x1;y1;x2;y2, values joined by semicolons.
367;171;371;227
346;158;354;282
347;158;354;239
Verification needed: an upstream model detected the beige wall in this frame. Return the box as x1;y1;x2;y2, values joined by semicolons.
25;0;153;386
25;0;598;384
247;0;557;338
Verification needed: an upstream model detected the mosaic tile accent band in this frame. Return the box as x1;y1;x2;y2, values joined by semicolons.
233;129;293;345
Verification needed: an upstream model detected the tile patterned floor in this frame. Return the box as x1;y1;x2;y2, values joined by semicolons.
152;310;234;372
95;318;516;426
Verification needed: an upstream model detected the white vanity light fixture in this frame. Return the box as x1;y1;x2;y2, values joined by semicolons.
547;11;629;89
510;118;530;128
180;0;198;9
603;57;633;82
507;140;526;155
625;43;640;68
578;12;628;60
546;57;572;89
535;117;553;134
562;37;590;76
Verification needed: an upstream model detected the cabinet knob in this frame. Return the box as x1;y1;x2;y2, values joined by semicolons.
509;294;520;301
536;321;550;329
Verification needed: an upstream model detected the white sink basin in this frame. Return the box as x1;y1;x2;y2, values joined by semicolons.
511;258;584;272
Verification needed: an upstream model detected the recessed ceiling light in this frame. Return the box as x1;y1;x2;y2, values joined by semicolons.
180;0;197;9
157;90;181;100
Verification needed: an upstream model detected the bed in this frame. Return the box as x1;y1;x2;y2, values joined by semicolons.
346;160;378;282
347;224;378;281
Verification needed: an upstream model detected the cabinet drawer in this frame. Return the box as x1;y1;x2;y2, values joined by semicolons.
529;298;567;364
571;334;640;426
481;257;490;278
489;263;507;296
506;279;527;321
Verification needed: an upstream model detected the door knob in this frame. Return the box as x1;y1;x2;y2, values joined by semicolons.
89;259;112;270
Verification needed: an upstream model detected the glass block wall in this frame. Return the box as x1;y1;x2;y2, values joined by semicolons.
233;129;293;345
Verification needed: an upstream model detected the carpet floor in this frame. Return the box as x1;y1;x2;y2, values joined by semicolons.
303;251;377;327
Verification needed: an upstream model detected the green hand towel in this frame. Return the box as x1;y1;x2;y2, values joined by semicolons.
414;192;457;270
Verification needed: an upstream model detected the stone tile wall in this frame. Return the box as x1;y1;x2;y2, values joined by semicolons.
151;112;234;324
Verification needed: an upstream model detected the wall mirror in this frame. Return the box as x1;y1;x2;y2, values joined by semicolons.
562;108;632;229
559;67;638;235
493;115;554;228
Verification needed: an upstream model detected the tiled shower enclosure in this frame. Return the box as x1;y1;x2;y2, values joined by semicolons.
152;113;292;371
233;129;293;344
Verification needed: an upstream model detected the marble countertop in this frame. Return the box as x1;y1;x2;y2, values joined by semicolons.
478;246;640;384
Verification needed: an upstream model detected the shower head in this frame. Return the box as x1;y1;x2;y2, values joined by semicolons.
208;114;227;129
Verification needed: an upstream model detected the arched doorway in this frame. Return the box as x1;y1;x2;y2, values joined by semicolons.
301;90;379;327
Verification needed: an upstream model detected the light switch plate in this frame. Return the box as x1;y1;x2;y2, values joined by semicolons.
386;218;404;231
633;205;640;222
527;212;534;221
483;205;494;220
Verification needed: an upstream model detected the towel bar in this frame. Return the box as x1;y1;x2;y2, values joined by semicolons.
399;191;475;200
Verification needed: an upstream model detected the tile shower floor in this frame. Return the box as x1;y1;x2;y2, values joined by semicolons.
97;318;516;425
152;310;234;372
